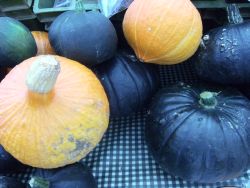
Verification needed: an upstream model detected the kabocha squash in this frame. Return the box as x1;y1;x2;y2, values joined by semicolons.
32;31;56;55
195;4;250;84
49;11;117;66
123;0;202;65
0;17;37;67
0;55;109;169
29;163;97;188
93;50;159;117
146;83;250;183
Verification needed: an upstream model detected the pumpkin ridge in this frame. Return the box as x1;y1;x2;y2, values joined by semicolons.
139;64;155;94
216;115;231;179
133;1;146;60
144;8;198;63
159;108;198;153
142;1;187;62
141;0;183;61
221;112;250;157
120;57;142;110
105;71;122;115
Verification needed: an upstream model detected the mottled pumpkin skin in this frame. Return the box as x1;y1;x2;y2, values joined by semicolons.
123;0;202;65
32;31;56;55
0;56;109;169
146;83;250;183
0;17;37;67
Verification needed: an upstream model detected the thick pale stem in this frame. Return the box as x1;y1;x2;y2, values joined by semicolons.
199;91;217;108
26;55;60;94
28;177;50;188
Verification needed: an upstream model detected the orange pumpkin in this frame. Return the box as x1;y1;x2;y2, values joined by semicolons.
123;0;203;65
32;31;56;55
0;55;109;168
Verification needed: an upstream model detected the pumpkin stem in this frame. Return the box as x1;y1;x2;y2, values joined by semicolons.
227;4;243;24
26;55;61;94
199;91;217;108
28;176;50;188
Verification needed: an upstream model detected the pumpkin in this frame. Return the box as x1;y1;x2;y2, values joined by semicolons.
0;17;37;67
31;31;56;55
0;177;26;188
195;4;250;84
29;163;97;188
93;50;159;117
122;0;202;65
49;11;118;66
0;145;27;173
0;55;109;169
146;82;250;183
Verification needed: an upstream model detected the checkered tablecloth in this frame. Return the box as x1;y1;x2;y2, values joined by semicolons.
6;60;250;188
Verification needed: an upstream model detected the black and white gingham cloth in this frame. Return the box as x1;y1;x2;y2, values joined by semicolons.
5;60;250;187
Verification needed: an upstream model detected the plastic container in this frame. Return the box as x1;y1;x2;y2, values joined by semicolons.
192;0;250;8
3;8;36;20
33;0;84;23
0;0;33;12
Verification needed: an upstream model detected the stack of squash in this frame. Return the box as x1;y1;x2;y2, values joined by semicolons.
0;0;249;186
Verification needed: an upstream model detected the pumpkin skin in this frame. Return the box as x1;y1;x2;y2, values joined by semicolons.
93;50;159;117
29;163;97;188
0;55;109;169
146;83;250;183
195;21;250;84
31;31;56;55
0;17;37;67
122;0;202;65
0;145;27;173
49;11;118;66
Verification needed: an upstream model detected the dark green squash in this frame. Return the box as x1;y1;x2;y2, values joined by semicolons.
146;82;250;183
29;163;97;188
195;4;250;84
0;17;37;67
0;145;27;174
0;176;26;188
93;50;159;117
49;11;117;67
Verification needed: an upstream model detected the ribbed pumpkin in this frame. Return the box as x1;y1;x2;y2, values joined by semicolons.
123;0;203;65
32;31;56;55
0;55;109;169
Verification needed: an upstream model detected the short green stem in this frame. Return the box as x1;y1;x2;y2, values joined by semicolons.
199;91;217;108
28;176;50;188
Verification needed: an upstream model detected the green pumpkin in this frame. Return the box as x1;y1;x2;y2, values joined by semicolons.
0;17;37;67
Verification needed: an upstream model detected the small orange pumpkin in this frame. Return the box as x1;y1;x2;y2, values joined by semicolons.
32;31;56;55
123;0;203;65
0;55;109;168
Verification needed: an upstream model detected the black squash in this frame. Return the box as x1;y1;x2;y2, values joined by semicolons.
0;176;26;188
195;4;250;84
49;11;117;66
93;50;159;117
29;163;97;188
0;17;37;67
0;145;27;174
146;82;250;183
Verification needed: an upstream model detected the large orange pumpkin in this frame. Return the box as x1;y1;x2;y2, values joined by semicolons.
123;0;203;65
32;31;56;55
0;55;109;169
